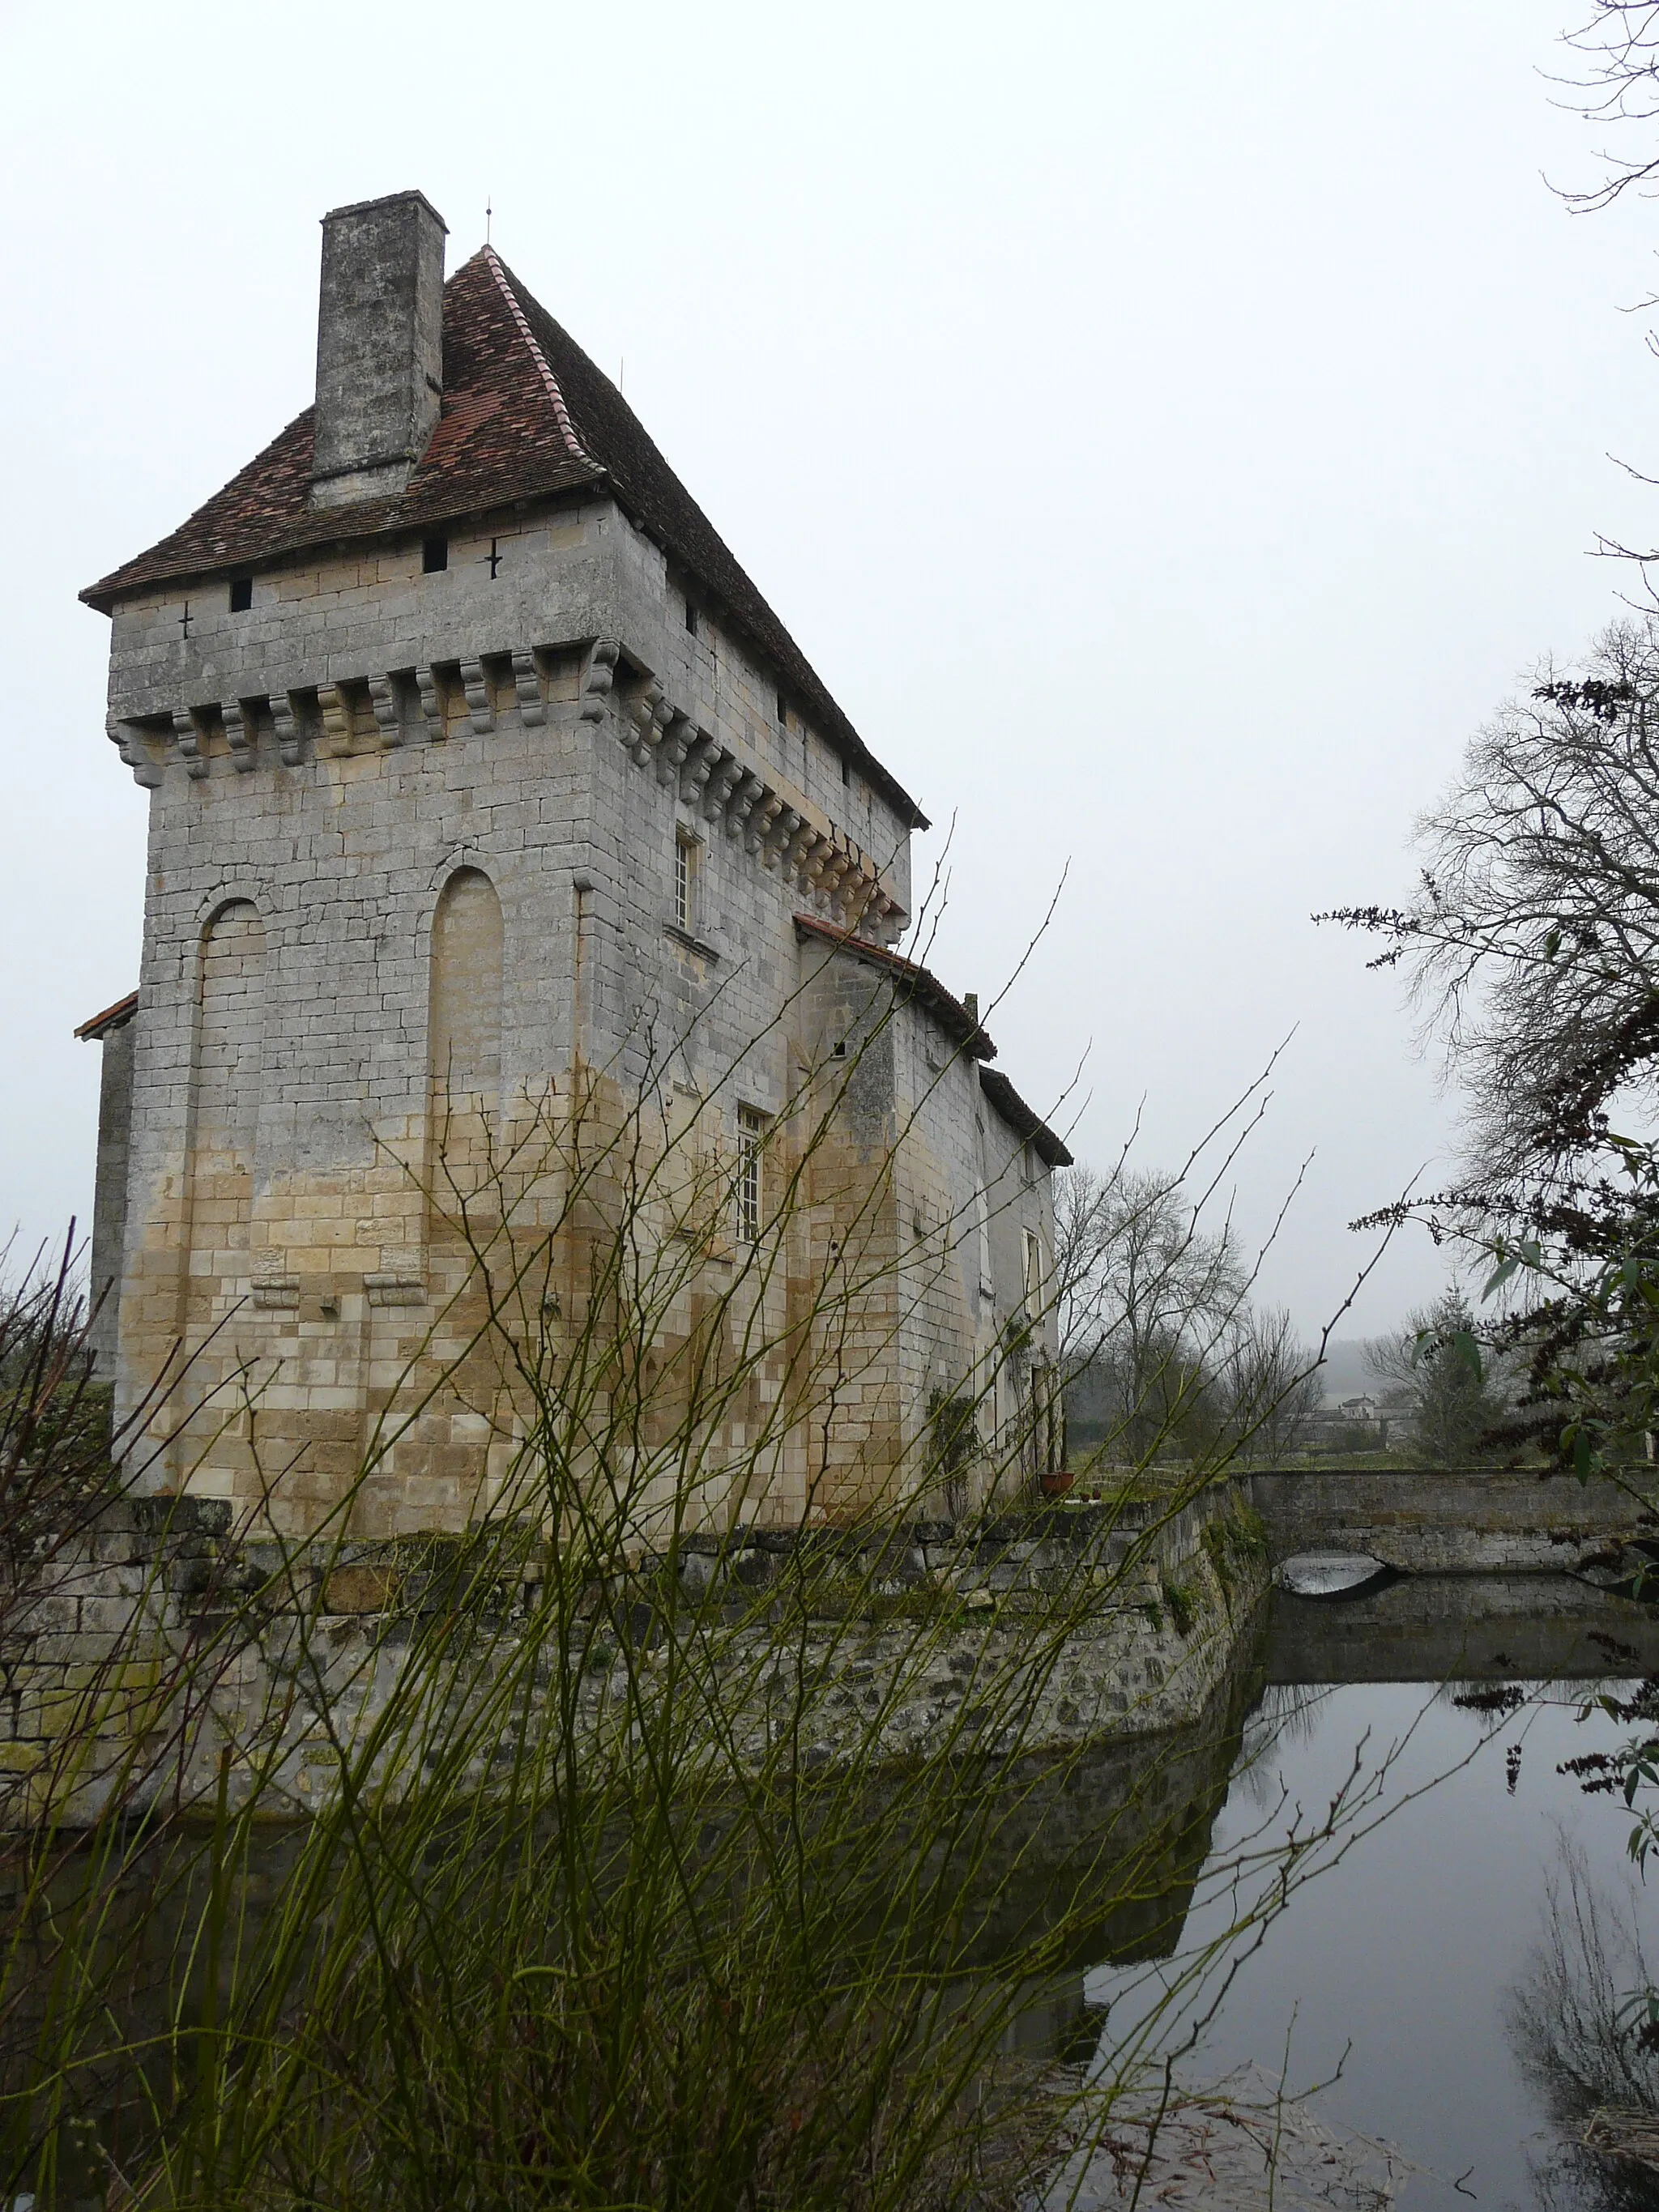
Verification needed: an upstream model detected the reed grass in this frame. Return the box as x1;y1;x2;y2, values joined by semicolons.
0;960;1339;2211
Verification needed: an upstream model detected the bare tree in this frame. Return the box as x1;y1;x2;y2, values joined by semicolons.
1554;3;1659;213
1364;1289;1513;1468
1056;1162;1254;1464
1057;1166;1247;1365
1323;620;1659;1194
1215;1306;1324;1465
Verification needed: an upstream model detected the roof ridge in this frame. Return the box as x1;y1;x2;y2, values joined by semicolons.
75;989;139;1042
479;247;597;471
792;913;996;1060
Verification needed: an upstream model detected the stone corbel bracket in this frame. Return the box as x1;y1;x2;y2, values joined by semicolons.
270;690;302;766
111;640;570;784
104;633;904;939
107;714;164;790
171;707;210;782
367;676;403;749
457;659;493;735
604;667;906;944
579;637;621;722
224;699;256;774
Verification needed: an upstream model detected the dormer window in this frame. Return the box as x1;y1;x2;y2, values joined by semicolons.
228;577;253;613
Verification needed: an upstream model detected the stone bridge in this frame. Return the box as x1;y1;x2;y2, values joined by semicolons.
1248;1467;1657;1576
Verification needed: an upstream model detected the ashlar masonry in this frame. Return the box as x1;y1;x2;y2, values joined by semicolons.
77;190;1069;1539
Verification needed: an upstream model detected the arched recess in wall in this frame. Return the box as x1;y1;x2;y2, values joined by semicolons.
187;900;267;1310
428;867;505;1204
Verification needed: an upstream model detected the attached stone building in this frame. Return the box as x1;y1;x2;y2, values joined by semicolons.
79;191;1068;1538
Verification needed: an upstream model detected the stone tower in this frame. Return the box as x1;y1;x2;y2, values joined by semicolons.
79;192;1068;1536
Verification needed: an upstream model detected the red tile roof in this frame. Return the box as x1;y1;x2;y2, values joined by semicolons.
75;991;138;1042
82;249;925;830
794;914;996;1059
978;1068;1073;1169
792;917;1073;1165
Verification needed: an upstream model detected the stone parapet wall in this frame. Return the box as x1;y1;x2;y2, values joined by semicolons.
1250;1465;1657;1572
0;1485;1269;1830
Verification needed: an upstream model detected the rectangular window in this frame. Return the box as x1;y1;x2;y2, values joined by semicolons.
1024;1229;1043;1312
228;576;253;613
422;535;449;573
777;692;788;727
685;599;698;636
674;830;698;935
737;1107;769;1242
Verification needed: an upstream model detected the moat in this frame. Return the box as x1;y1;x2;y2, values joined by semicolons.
13;1561;1659;2210
1065;1573;1659;2209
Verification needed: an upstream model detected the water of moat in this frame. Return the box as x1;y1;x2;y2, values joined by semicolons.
16;1572;1659;2208
1053;1571;1659;2210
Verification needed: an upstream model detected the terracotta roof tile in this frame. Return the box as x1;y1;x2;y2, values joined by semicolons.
793;914;996;1059
82;249;924;829
978;1068;1073;1169
75;991;138;1042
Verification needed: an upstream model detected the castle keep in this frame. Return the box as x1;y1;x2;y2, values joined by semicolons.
79;191;1067;1538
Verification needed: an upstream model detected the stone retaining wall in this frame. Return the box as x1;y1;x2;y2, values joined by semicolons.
1249;1467;1657;1572
0;1484;1270;1828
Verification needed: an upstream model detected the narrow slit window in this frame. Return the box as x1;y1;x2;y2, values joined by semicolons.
777;693;788;727
674;830;698;935
685;599;698;636
737;1107;769;1243
423;535;449;574
228;576;253;613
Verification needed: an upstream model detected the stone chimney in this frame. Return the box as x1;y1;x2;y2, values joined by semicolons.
309;191;447;509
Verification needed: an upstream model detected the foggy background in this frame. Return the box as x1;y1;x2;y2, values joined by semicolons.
2;0;1654;1346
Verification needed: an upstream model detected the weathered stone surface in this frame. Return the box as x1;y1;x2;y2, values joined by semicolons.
0;1486;1265;1830
83;199;1064;1541
1252;1467;1656;1574
309;193;447;508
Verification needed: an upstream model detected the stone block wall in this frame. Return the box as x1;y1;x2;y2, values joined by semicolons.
0;1485;1268;1830
87;1010;134;1375
93;471;1058;1542
1250;1466;1659;1573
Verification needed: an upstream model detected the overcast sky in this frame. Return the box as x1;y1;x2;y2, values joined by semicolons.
2;0;1655;1343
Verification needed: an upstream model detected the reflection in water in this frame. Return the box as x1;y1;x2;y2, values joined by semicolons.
1228;1680;1333;1811
1077;1579;1659;2210
1506;1838;1659;2210
15;1577;1659;2207
1277;1552;1397;1600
